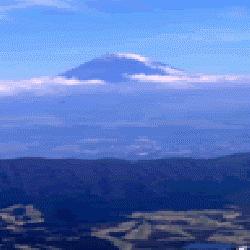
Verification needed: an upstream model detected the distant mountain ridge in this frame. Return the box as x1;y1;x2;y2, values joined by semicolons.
61;53;183;83
1;153;250;224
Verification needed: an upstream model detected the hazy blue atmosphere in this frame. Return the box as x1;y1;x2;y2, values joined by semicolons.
1;1;250;159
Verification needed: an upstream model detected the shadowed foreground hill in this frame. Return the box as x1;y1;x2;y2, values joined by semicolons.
0;153;250;224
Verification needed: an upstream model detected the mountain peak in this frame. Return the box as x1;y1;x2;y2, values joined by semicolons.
107;52;150;63
61;53;183;83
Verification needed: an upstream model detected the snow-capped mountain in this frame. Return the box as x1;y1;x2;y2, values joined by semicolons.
61;53;184;83
1;53;250;159
0;53;247;97
61;53;246;85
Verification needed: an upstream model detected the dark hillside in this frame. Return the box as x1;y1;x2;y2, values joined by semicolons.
0;154;250;223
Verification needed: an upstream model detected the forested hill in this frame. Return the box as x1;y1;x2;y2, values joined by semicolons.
0;153;250;224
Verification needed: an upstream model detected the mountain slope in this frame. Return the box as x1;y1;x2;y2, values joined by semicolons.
61;53;183;83
0;154;250;223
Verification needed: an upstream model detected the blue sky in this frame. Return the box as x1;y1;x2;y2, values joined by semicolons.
1;0;250;79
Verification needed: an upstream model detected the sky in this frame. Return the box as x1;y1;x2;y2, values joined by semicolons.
1;0;250;79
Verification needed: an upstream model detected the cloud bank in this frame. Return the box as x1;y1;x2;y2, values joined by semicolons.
1;74;250;96
128;73;250;84
0;77;105;96
1;73;250;96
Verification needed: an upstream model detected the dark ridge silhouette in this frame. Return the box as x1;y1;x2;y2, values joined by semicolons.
0;153;250;224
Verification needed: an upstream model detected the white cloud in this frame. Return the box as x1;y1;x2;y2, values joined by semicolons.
128;73;250;85
1;72;250;96
0;76;105;96
16;0;73;8
115;52;184;76
115;53;150;63
0;0;74;15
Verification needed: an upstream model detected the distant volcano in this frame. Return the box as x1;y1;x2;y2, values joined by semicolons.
61;53;183;83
